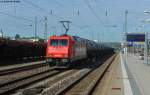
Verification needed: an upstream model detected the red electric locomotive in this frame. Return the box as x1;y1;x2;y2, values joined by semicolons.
46;35;87;67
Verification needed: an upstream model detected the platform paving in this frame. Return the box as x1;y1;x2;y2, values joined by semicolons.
122;53;150;95
105;54;124;95
93;54;124;95
99;53;150;95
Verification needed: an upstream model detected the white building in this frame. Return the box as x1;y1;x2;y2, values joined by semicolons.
0;32;2;37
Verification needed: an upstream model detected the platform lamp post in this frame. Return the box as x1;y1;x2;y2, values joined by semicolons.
135;25;144;55
141;24;148;65
144;32;148;65
143;10;150;65
137;25;148;65
124;10;128;54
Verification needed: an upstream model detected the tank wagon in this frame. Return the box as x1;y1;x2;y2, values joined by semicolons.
0;38;46;61
46;35;114;67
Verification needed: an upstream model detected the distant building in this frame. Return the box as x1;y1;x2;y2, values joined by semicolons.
0;28;3;38
148;39;150;44
29;38;39;42
19;38;39;42
94;40;98;42
0;33;2;37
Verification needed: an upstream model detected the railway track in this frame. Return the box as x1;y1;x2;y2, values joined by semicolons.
0;67;63;95
0;54;115;95
63;54;116;95
20;70;79;95
0;62;47;76
15;54;116;95
39;54;116;95
0;62;58;95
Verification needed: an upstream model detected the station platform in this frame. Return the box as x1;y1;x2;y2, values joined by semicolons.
99;53;150;95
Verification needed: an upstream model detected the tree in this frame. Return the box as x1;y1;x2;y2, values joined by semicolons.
15;34;20;39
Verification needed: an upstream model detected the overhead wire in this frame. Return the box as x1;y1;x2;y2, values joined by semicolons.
0;1;35;37
84;0;110;41
54;0;64;8
17;2;49;24
23;0;92;27
0;0;20;3
22;0;90;34
0;11;33;22
22;0;49;15
84;0;107;27
22;0;66;20
21;0;99;36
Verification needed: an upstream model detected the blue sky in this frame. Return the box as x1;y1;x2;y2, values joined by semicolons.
0;0;150;42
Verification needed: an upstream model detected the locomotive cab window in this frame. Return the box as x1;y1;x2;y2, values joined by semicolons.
50;39;58;46
50;39;68;46
59;39;68;46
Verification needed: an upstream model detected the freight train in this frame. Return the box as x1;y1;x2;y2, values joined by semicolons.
46;35;114;67
0;38;46;61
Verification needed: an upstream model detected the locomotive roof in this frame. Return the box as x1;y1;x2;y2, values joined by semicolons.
72;36;88;41
49;35;112;49
50;35;100;45
72;36;97;43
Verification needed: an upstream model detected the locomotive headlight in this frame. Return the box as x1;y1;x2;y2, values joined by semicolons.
64;54;68;57
49;54;52;57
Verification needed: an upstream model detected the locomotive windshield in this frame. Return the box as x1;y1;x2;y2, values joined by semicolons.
50;39;58;46
50;39;68;46
59;39;68;46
